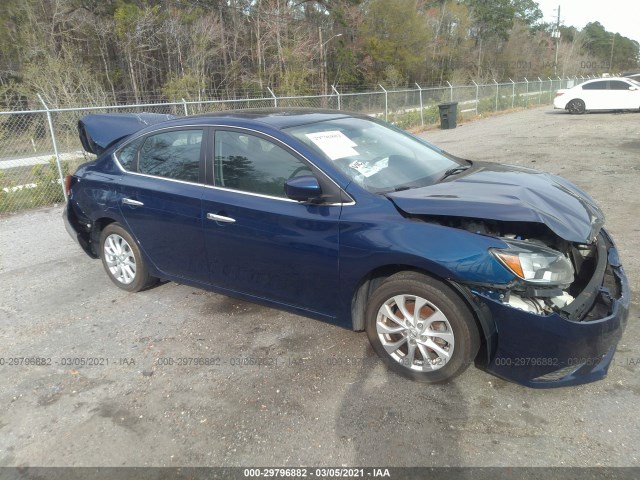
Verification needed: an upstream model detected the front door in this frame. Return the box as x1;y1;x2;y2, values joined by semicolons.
202;129;341;318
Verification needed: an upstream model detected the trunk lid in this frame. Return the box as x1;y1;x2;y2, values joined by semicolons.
78;113;176;155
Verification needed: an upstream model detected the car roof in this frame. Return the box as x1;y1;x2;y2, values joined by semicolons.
189;108;355;129
581;77;635;83
78;109;367;155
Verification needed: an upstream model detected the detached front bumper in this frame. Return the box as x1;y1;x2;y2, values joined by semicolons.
474;231;630;388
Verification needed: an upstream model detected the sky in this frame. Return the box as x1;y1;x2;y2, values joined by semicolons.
535;0;640;43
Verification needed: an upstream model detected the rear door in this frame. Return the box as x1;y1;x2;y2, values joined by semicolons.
580;80;609;109
115;127;210;283
202;128;342;318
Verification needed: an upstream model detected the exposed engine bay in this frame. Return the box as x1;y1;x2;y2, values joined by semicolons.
422;216;608;319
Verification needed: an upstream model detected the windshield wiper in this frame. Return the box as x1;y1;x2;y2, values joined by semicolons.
439;164;471;181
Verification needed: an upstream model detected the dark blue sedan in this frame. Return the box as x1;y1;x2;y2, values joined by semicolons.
64;109;629;387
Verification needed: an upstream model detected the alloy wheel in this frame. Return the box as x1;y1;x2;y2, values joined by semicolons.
376;294;455;372
103;233;137;285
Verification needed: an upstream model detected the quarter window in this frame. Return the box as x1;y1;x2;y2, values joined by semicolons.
115;137;143;171
138;129;203;182
214;130;311;198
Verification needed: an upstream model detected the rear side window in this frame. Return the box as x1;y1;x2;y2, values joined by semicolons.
582;81;608;90
138;129;203;183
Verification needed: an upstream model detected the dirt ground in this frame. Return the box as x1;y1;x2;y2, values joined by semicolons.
0;106;638;468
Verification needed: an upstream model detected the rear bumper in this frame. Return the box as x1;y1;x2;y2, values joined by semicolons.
63;202;97;258
474;232;630;388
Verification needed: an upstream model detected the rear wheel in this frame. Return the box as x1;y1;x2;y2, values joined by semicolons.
567;99;586;114
100;223;156;292
365;272;479;383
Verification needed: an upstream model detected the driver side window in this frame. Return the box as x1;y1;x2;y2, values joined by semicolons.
214;130;311;198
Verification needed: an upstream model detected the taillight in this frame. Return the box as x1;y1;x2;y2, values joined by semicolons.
64;175;73;197
555;92;564;97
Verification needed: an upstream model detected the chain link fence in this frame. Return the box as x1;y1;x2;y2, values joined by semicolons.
0;75;589;214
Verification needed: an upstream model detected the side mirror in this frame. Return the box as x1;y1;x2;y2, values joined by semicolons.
629;86;638;91
285;175;322;203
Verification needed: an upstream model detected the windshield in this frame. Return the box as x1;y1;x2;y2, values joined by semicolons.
285;117;460;193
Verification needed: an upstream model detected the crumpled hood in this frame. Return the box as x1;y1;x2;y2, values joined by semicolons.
387;162;604;243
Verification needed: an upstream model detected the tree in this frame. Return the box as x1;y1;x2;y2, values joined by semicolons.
463;0;515;43
2;0;639;107
114;2;163;103
359;0;430;84
582;22;639;72
512;0;543;30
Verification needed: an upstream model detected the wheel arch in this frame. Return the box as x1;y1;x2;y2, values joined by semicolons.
89;216;118;256
350;265;496;366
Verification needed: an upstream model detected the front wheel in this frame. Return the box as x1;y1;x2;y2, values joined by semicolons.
100;223;156;292
365;272;479;383
567;99;586;114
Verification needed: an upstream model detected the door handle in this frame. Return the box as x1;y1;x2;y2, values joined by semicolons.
207;213;236;224
122;198;144;206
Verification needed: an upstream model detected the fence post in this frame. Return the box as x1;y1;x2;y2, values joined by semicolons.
37;94;67;203
446;81;453;102
415;83;424;126
267;87;277;107
548;77;553;102
181;98;189;116
379;84;388;121
523;78;529;107
472;80;479;114
494;79;499;112
538;77;543;105
331;85;341;110
509;78;515;108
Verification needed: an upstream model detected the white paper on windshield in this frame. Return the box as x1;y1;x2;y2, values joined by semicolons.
306;131;358;160
349;158;388;177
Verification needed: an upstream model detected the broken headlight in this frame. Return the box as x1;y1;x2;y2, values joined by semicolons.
492;240;574;286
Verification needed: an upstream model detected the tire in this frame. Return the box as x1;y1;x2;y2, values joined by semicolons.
99;223;156;292
365;272;479;383
567;99;586;114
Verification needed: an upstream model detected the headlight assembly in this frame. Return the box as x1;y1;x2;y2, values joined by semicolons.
492;240;574;286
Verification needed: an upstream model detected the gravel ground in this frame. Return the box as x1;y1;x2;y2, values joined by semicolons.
0;106;638;468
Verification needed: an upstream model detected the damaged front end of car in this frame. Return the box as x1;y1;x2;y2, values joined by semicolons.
387;163;630;387
440;217;629;387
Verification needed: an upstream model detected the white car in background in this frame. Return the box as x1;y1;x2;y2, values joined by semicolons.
554;77;640;114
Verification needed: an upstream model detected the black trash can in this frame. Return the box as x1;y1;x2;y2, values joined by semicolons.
438;102;458;129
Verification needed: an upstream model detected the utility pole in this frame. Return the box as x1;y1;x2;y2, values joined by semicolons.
609;33;615;72
318;27;325;97
553;5;561;76
318;28;342;99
